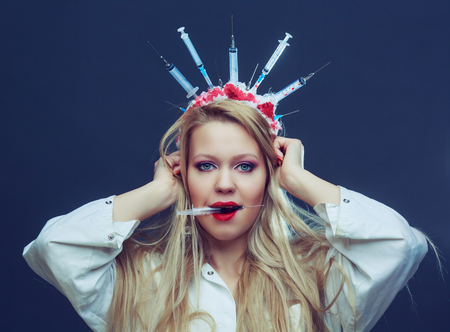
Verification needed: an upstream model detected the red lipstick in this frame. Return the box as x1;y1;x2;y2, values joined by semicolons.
210;201;239;208
210;201;239;221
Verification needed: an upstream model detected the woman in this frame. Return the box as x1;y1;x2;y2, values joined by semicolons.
23;99;427;331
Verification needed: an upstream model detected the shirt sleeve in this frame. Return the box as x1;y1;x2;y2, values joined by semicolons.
314;186;428;332
22;196;140;332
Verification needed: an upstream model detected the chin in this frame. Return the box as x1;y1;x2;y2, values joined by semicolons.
206;229;248;242
211;234;240;242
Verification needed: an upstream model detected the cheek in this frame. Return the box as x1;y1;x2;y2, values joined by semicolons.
187;169;205;203
243;173;267;202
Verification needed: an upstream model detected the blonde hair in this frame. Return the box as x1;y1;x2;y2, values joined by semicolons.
108;99;353;331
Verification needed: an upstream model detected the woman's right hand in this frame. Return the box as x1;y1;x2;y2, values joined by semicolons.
113;152;182;222
153;151;181;207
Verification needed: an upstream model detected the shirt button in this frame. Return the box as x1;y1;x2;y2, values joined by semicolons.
207;271;214;275
108;234;115;241
105;200;112;205
343;199;350;203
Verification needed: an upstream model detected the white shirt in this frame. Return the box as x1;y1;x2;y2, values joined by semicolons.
23;187;427;331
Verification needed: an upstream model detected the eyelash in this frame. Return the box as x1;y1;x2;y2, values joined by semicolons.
195;162;255;173
196;162;216;172
236;163;255;172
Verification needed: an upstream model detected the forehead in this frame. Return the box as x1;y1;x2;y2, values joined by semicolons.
189;122;262;158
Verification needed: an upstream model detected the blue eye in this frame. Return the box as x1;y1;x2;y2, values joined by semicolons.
197;162;215;171
236;163;254;172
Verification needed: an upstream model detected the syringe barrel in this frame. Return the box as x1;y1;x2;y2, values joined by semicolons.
178;27;214;88
263;33;292;75
182;36;203;67
229;47;238;83
177;207;222;216
274;77;306;102
178;27;203;67
264;42;289;74
167;64;199;98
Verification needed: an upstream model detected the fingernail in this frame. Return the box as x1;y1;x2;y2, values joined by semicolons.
277;155;283;166
174;170;180;175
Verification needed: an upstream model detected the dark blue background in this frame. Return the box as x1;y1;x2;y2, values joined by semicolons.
2;1;449;330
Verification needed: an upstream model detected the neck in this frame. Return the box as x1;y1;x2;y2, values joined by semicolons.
207;235;248;276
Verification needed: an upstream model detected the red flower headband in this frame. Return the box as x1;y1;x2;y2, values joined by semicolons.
186;83;282;134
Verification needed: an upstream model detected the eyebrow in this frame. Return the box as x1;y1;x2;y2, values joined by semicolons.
191;153;260;163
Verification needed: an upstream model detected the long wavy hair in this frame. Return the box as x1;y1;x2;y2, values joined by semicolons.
108;99;354;331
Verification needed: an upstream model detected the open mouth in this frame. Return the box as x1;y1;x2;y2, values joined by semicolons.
210;202;239;221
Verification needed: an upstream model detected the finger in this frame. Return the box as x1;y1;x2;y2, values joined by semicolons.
163;152;182;176
166;152;181;168
275;137;305;168
301;144;305;169
284;140;304;169
154;158;161;173
273;137;288;159
168;150;181;158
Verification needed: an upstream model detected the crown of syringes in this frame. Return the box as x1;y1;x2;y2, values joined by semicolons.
150;25;327;135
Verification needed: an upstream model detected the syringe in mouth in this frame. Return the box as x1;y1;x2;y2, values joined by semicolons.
177;205;263;216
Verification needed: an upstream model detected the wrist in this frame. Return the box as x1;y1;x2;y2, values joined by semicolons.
149;179;178;210
281;168;310;199
281;169;340;207
113;179;178;222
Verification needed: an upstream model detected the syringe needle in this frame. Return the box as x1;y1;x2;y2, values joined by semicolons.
165;100;186;112
214;60;224;88
274;110;300;120
313;61;331;74
147;41;168;64
246;63;259;90
306;62;331;80
231;15;234;36
147;40;198;99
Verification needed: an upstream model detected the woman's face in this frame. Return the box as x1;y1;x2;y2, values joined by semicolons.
187;121;267;243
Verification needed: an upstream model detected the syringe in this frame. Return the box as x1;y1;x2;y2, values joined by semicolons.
177;205;263;216
229;16;238;83
252;32;292;91
273;62;331;103
178;27;214;89
148;41;198;99
273;76;309;103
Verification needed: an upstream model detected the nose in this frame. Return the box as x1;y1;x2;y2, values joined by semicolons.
215;169;236;194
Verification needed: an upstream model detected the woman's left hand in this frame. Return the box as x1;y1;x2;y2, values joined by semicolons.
273;136;340;206
273;137;306;194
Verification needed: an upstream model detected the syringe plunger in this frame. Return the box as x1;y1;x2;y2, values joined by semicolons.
178;27;214;88
263;32;292;74
252;32;292;90
178;27;203;67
